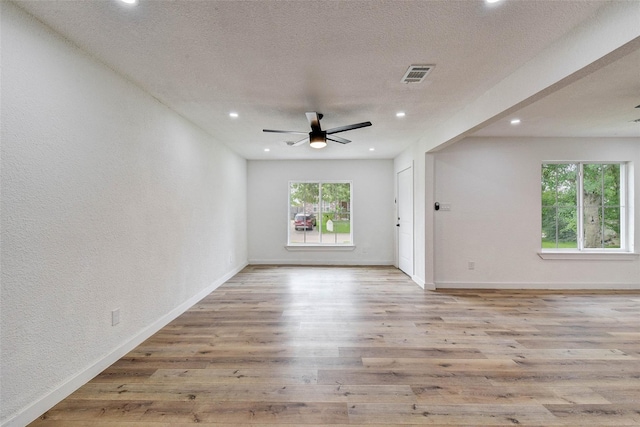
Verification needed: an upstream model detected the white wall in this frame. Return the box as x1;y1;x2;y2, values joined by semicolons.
0;3;248;426
247;160;394;265
432;137;640;289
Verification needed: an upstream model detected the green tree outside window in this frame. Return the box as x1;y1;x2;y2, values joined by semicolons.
542;163;623;250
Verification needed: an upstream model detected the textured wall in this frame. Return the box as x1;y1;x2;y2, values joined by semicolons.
433;137;640;288
0;3;247;425
247;159;395;265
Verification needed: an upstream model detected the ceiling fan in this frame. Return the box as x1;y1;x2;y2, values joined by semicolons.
263;112;372;149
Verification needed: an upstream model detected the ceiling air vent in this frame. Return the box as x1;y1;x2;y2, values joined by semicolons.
401;64;435;84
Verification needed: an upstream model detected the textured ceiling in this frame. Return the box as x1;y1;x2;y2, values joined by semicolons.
473;45;640;138
12;0;640;159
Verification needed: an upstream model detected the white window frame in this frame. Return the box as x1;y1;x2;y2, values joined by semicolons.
540;161;637;260
286;180;354;248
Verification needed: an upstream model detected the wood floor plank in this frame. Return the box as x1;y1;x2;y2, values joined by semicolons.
410;383;595;405
361;358;520;371
339;346;487;359
591;385;640;404
148;367;319;385
318;368;496;387
69;383;417;403
347;403;561;425
26;423;482;427
544;404;640;426
545;386;612;405
156;401;350;424
29;265;640;426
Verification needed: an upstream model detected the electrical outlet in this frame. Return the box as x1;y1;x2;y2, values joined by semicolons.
111;309;120;326
468;261;475;270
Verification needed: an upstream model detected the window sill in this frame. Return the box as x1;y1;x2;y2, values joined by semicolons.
538;251;639;261
286;245;356;252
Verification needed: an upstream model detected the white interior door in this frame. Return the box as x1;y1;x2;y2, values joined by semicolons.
397;166;413;276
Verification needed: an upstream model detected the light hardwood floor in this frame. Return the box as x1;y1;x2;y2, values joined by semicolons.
30;265;640;426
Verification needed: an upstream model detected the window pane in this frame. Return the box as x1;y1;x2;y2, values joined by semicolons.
556;164;577;206
582;164;604;249
289;183;319;244
290;182;319;207
541;164;577;249
289;224;320;243
541;206;557;248
603;207;620;249
557;207;577;248
320;183;352;244
583;206;603;248
603;164;621;206
541;164;557;207
583;164;603;206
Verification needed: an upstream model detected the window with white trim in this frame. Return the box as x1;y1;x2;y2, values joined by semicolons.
541;162;628;250
288;181;352;245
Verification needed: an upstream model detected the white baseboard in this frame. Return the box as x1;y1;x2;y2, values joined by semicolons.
436;281;640;290
421;279;437;291
248;259;394;266
3;263;247;427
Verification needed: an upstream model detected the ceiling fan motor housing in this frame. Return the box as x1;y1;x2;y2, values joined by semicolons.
309;131;327;149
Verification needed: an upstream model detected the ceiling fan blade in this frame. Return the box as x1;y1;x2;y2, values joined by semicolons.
326;121;372;135
290;137;309;147
263;129;307;135
305;112;322;132
327;135;351;144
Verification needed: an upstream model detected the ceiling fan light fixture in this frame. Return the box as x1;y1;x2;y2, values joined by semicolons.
309;134;327;149
263;112;371;150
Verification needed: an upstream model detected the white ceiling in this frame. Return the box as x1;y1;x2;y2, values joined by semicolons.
474;44;640;138
13;0;640;160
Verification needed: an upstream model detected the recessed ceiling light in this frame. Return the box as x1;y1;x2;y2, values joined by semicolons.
264;148;270;152
229;112;239;118
396;112;406;118
119;0;138;4
510;118;521;125
369;148;375;151
486;0;502;4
